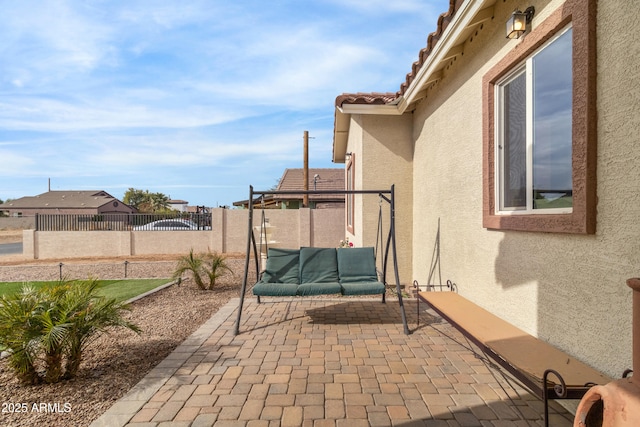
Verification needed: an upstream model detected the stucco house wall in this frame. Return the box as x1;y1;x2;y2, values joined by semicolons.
333;0;639;380
410;0;639;379
346;114;365;246
345;114;413;285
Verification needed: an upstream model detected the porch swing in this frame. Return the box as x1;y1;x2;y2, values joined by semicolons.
233;185;409;335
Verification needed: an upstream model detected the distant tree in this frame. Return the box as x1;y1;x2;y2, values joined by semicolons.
0;198;9;217
123;188;172;213
123;188;147;210
149;192;170;212
269;178;281;191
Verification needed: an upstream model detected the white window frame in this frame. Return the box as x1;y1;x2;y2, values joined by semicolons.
494;25;573;216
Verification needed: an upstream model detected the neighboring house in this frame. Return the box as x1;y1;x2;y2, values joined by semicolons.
274;168;344;209
332;0;639;382
233;195;277;210
185;205;211;214
0;191;135;216
168;199;189;212
233;168;345;209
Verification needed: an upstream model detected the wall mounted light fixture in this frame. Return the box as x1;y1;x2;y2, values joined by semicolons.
506;6;535;39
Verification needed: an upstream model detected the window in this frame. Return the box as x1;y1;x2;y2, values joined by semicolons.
346;153;355;234
483;0;597;234
496;27;573;214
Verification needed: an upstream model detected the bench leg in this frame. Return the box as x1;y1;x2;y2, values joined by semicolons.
257;295;261;304
382;293;385;303
543;369;567;427
413;280;419;326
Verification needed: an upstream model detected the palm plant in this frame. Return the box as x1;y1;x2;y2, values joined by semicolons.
173;249;206;289
0;285;42;384
149;192;170;212
203;251;233;290
61;280;140;378
173;250;233;290
0;280;140;384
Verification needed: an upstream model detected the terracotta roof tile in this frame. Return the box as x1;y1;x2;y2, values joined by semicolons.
336;0;460;108
335;92;397;108
275;168;344;201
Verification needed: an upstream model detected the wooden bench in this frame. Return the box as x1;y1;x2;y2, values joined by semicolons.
417;290;612;427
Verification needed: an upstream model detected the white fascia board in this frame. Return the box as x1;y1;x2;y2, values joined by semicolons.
338;103;403;116
333;108;350;163
401;0;492;111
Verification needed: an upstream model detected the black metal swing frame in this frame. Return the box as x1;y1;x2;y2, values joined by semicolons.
233;185;409;335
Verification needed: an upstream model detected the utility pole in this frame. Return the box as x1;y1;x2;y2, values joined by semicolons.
303;130;309;208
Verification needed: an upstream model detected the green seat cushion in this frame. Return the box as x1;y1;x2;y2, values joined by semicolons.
341;281;386;296
261;248;300;284
337;247;379;283
297;282;342;296
299;247;339;284
253;282;299;297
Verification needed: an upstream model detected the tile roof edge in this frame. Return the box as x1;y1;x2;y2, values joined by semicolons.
335;0;461;108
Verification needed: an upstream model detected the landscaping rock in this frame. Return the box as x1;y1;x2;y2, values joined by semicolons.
0;256;249;427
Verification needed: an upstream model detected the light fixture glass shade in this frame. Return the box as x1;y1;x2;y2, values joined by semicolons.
506;11;527;39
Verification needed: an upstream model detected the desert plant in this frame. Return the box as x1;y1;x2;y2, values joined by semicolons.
203;251;233;290
0;279;140;384
173;249;206;289
173;250;232;290
56;280;141;379
0;285;42;384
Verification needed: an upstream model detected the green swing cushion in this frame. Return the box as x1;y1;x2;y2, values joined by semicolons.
338;247;385;295
299;247;339;283
337;247;378;283
253;248;300;296
253;282;299;296
260;248;300;284
340;281;385;296
251;246;385;297
297;247;342;295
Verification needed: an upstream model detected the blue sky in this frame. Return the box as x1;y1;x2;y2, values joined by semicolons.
0;0;449;207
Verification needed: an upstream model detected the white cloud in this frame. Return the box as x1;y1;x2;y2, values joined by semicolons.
0;150;35;175
0;96;248;132
328;0;447;17
0;0;450;205
0;2;116;79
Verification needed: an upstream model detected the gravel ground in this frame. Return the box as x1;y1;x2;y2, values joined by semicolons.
0;256;252;427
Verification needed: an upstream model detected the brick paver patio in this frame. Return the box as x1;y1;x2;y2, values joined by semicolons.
91;298;574;427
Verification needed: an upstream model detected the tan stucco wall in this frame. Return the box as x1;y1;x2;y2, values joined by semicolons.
131;231;213;256
346;115;365;244
346;114;413;286
34;231;134;259
310;208;348;248
410;0;640;378
22;208;346;261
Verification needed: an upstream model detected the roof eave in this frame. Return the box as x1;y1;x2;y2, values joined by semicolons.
332;102;405;163
332;0;497;163
403;1;495;108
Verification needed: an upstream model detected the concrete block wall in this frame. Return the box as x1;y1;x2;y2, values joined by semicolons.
22;207;346;260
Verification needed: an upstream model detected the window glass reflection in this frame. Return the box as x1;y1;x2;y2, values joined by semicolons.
532;29;573;209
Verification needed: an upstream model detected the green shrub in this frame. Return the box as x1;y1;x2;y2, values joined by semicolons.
203;251;233;290
0;279;140;384
173;250;233;290
173;249;206;289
